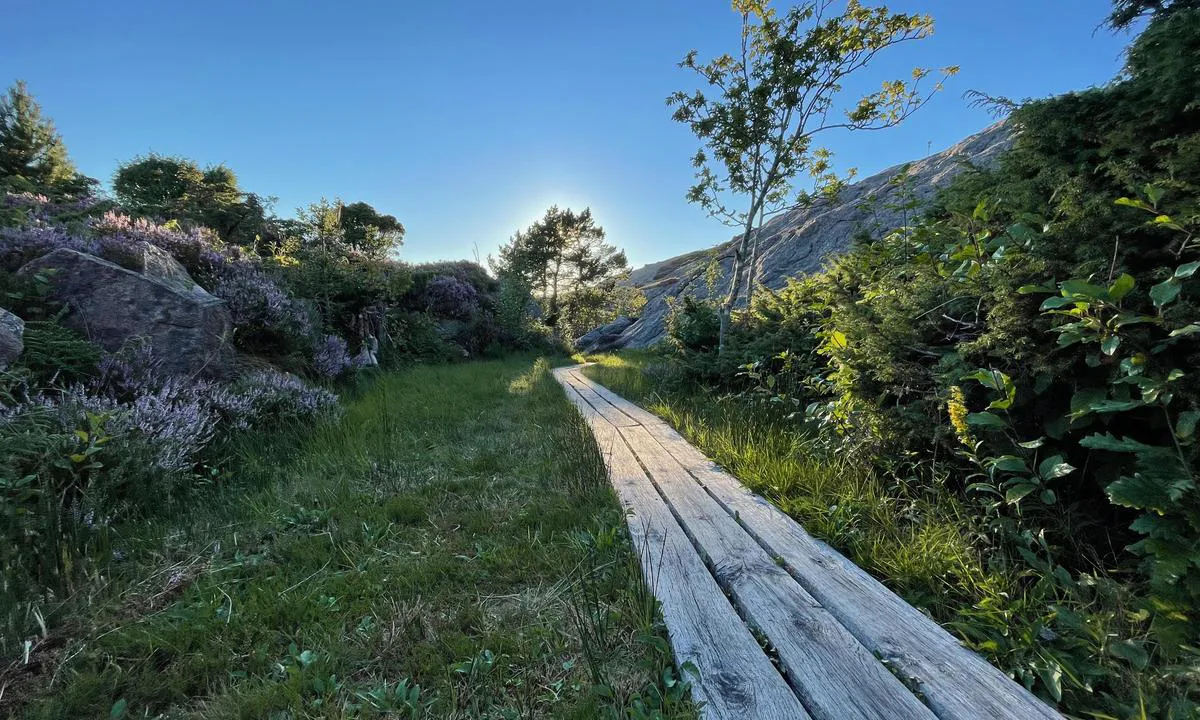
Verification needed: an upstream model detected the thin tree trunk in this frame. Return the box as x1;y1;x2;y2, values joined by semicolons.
719;209;759;354
745;203;767;310
549;256;562;325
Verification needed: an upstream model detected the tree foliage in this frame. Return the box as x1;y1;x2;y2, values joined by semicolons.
668;0;955;351
113;154;275;247
0;81;92;198
338;201;405;258
491;205;627;334
1107;0;1200;29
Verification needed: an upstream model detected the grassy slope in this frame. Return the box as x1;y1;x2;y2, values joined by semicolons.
13;357;694;719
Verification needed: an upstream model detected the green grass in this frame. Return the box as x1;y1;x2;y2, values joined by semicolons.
581;352;1010;614
9;356;696;719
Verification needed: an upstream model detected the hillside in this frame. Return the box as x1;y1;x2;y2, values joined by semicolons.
604;121;1014;349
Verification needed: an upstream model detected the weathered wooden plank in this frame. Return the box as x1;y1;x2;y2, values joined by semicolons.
555;375;811;720
561;370;640;427
606;389;1062;720
567;369;663;422
618;424;936;720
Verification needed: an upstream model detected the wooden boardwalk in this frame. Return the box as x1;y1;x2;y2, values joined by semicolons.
555;366;1062;720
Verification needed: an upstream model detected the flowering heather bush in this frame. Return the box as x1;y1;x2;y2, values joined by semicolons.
91;211;245;279
313;334;356;379
213;264;316;342
0;223;95;269
424;274;479;319
3;191;51;209
235;368;340;424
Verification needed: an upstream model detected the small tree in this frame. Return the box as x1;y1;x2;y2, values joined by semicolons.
668;0;955;352
0;81;92;197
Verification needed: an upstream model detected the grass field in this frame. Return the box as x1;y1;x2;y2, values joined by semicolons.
8;356;695;719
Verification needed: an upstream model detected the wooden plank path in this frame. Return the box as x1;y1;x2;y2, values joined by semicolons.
554;366;1062;720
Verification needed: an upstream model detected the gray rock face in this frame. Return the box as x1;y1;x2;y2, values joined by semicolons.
0;307;23;370
575;315;634;353
137;242;208;297
20;249;233;377
609;122;1015;349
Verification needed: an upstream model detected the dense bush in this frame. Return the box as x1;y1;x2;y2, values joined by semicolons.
0;342;340;613
422;274;480;319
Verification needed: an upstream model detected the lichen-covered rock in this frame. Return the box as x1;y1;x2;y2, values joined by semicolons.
575;316;634;353
20;248;233;377
603;122;1015;349
0;307;23;370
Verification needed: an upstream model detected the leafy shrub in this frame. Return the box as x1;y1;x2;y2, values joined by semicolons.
382;311;457;364
667;295;720;353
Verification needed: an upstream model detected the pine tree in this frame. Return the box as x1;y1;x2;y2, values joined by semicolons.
0;80;89;196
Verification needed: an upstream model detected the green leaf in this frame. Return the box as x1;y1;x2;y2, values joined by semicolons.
111;699;127;719
1038;455;1075;480
1175;260;1200;279
1070;388;1108;417
1144;184;1164;206
1176;410;1200;440
1018;437;1045;449
1005;483;1039;504
1060;279;1109;300
1080;433;1155;454
1109;640;1150;670
1115;196;1151;211
74;429;90;443
966;412;1008;428
1087;399;1143;413
1150;279;1181;308
1040;489;1057;505
1169;324;1200;338
1040;296;1079;310
1036;663;1063;703
1107;273;1135;302
1007;223;1039;244
1101;336;1121;356
989;455;1029;473
1018;284;1054;295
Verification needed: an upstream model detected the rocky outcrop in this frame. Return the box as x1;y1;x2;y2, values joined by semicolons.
0;308;23;370
575;316;634;353
608;122;1015;348
20;249;233;377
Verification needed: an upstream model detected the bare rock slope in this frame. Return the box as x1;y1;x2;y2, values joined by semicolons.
609;122;1013;349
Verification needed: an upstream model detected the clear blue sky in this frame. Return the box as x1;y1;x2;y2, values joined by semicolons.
5;1;1134;267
